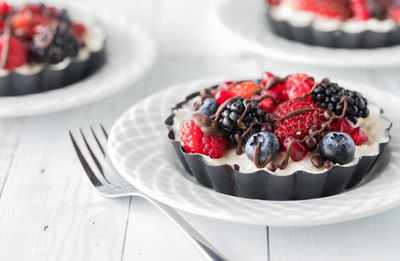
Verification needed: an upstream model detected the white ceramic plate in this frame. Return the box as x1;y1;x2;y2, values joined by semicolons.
0;6;156;117
210;0;400;68
108;75;400;226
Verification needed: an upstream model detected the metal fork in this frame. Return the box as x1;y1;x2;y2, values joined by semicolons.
69;125;227;261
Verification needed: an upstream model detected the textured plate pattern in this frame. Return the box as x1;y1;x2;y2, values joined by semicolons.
0;7;156;117
108;75;400;226
210;0;400;68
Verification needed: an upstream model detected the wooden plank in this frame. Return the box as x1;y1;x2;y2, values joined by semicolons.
269;207;400;261
0;118;25;194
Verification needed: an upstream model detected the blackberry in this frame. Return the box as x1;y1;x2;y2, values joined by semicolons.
31;22;82;64
311;80;369;124
219;97;265;144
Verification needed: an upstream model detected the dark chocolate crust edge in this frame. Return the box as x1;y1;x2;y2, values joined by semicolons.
164;83;392;201
266;10;400;49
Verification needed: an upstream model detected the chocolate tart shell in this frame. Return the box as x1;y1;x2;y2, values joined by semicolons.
266;9;400;49
0;39;106;97
165;86;392;201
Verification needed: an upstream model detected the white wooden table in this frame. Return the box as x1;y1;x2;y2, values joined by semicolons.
1;0;400;260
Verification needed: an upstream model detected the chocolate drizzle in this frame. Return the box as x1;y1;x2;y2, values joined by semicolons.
191;113;224;137
182;76;347;172
192;89;213;111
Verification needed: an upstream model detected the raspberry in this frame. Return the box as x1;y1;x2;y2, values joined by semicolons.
230;81;262;99
0;35;27;70
283;136;308;161
291;0;352;19
285;73;314;91
201;136;228;159
180;120;227;158
273;98;329;145
180;120;203;154
288;82;312;100
351;127;368;146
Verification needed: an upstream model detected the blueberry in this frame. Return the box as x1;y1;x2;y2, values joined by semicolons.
318;132;355;165
245;132;279;165
186;98;218;119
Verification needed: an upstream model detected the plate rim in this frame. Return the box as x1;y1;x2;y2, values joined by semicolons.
209;0;400;68
0;14;157;117
108;74;400;226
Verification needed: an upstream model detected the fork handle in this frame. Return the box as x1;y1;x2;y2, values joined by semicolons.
140;195;228;261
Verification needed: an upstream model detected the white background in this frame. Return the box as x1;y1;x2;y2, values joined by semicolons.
1;0;400;260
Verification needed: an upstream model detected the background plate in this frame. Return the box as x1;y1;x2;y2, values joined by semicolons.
0;4;156;117
108;75;400;226
210;0;400;68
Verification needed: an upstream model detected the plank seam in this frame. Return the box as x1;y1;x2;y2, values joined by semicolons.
120;196;133;261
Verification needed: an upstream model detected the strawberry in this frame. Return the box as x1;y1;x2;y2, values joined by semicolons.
273;98;329;145
230;81;262;99
289;0;352;20
0;35;27;70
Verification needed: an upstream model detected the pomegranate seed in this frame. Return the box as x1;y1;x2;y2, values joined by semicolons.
283;136;308;161
261;72;275;87
214;89;235;105
335;118;355;135
351;127;368;146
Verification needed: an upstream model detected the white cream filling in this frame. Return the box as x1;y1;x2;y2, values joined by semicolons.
172;97;391;176
270;4;399;33
0;10;106;77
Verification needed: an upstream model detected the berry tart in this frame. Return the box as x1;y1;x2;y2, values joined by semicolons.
0;2;106;96
266;0;400;48
166;72;392;200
